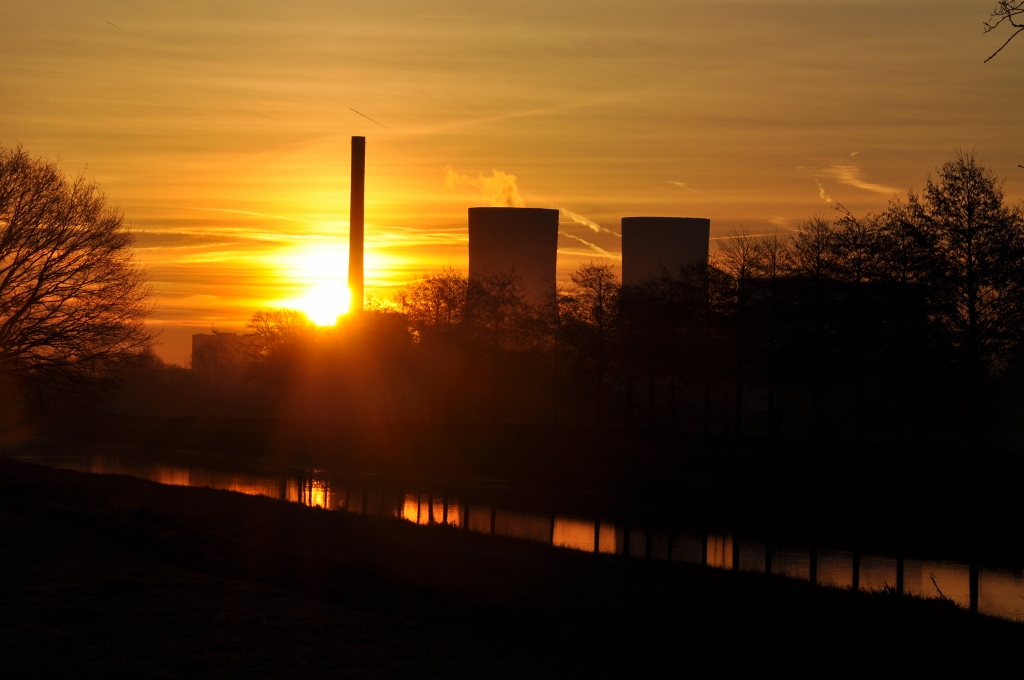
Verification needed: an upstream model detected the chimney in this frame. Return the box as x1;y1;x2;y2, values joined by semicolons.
348;136;365;313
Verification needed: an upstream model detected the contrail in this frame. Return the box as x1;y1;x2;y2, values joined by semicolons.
350;108;394;132
105;20;124;30
559;231;616;258
709;232;781;240
161;205;304;223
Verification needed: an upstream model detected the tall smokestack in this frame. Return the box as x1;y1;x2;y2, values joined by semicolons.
348;136;365;313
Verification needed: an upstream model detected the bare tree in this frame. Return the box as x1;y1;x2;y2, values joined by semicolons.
395;266;468;345
791;216;839;282
0;145;152;393
247;309;312;359
910;151;1024;376
562;263;620;422
984;1;1024;62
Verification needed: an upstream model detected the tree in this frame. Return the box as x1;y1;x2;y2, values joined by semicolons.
561;263;620;422
395;266;468;345
394;267;469;420
911;152;1024;376
0;145;152;394
248;309;313;360
984;1;1024;62
909;151;1024;446
465;269;536;356
715;229;762;433
751;233;793;435
791;216;838;282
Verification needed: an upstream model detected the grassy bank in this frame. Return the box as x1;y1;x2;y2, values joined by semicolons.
1;456;1021;677
15;415;1024;565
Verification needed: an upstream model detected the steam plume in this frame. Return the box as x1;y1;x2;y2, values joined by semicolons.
445;166;525;207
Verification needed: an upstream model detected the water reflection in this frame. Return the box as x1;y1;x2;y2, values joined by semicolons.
553;517;592;551
498;510;552;543
15;452;1024;622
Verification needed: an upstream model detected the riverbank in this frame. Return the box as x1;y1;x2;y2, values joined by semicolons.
15;415;1024;565
1;456;1020;677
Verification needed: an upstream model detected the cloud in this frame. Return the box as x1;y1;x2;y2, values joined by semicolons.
444;166;525;207
819;163;899;195
815;179;833;204
558;207;619;236
668;181;698;192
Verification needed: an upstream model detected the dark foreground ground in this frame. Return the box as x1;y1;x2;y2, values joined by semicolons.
1;456;1021;678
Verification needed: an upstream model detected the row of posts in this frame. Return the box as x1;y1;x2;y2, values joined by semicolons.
295;477;982;613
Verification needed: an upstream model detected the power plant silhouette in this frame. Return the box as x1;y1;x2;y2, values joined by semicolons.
345;137;711;311
468;207;559;304
621;217;710;285
348;136;366;313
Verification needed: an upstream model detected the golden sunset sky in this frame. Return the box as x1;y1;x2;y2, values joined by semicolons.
3;1;1022;363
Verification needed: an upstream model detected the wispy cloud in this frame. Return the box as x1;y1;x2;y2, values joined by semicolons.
814;179;833;204
668;181;698;192
820;162;899;195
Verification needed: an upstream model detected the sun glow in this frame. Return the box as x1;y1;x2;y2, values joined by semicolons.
275;245;352;326
298;281;351;326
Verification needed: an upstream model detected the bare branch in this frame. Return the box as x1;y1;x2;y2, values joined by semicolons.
984;1;1024;62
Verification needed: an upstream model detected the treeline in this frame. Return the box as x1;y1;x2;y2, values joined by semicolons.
118;153;1024;447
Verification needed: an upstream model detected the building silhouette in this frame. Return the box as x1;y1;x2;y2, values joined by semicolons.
191;332;258;372
348;136;365;312
468;207;559;304
621;216;710;284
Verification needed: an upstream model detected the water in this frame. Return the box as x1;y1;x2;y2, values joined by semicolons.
12;450;1024;622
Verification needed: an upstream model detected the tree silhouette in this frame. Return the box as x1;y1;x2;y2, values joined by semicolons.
716;229;762;433
0;145;152;395
909;152;1024;444
248;309;312;359
561;263;620;422
984;1;1024;62
911;152;1024;376
397;266;468;346
395;267;469;421
751;233;792;436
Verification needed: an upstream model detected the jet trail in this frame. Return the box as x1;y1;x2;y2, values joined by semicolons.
350;109;394;132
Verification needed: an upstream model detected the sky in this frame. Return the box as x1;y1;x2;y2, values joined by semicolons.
3;1;1023;364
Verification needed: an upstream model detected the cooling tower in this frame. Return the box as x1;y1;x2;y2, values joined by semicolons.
621;217;710;284
348;136;365;312
468;207;559;305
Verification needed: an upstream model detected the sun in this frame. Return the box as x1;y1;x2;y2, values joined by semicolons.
298;281;351;326
276;245;352;326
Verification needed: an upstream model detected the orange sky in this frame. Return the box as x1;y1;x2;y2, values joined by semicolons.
3;1;1023;363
